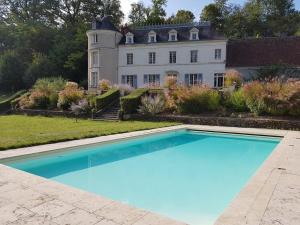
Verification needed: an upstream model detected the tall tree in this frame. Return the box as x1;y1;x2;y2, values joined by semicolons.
147;0;167;24
128;2;150;25
167;10;195;24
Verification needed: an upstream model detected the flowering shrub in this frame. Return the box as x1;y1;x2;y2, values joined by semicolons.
115;84;134;96
164;76;177;90
224;88;247;112
174;85;221;114
224;69;243;88
99;79;111;92
243;80;300;116
57;82;84;110
138;95;165;116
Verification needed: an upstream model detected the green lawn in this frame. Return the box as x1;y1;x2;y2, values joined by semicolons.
0;115;179;150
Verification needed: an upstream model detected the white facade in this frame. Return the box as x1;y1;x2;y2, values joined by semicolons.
118;40;227;88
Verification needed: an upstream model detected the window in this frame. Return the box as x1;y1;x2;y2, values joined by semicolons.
192;33;198;40
127;53;133;65
91;72;98;88
185;74;202;86
126;32;134;44
190;28;199;40
214;73;224;88
121;75;137;88
93;34;98;43
144;74;160;86
168;30;178;41
215;49;221;60
149;52;156;64
191;50;198;63
91;52;98;67
169;51;176;64
148;31;157;43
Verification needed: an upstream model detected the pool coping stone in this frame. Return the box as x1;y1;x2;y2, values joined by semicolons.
0;125;299;225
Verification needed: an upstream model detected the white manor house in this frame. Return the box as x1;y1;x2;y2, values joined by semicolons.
86;16;300;90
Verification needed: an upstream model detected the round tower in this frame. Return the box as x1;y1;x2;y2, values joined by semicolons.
86;16;123;91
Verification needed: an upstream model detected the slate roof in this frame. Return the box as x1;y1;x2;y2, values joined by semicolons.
119;22;225;44
227;37;300;67
92;16;119;32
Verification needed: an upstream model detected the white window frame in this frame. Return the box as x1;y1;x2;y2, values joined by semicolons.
127;53;133;65
144;74;160;86
215;49;222;60
121;75;137;88
148;31;157;43
91;51;98;67
191;50;198;63
214;73;224;88
149;52;156;64
169;51;176;64
187;74;202;86
190;28;199;40
126;32;134;44
93;33;98;43
91;72;98;88
168;29;178;41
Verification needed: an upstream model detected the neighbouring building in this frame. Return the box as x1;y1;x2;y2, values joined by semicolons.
87;16;300;91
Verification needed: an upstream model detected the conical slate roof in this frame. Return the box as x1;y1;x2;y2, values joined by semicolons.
92;16;119;32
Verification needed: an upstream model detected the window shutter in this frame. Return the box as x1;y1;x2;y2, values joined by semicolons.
144;75;148;84
121;75;125;84
185;74;189;85
198;74;203;84
133;75;137;88
155;74;160;85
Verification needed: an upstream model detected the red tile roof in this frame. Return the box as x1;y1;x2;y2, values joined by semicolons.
226;37;300;67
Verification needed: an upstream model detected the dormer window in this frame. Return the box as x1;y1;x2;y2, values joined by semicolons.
168;29;178;42
190;28;199;40
148;31;157;43
126;32;134;44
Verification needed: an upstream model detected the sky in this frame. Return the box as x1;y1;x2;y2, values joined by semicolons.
121;0;300;22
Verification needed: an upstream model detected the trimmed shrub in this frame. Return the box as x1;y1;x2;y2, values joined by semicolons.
95;88;120;111
138;95;165;116
120;88;148;114
174;86;221;114
0;90;27;112
224;89;247;112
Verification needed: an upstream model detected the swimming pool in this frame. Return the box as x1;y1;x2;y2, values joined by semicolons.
5;130;280;225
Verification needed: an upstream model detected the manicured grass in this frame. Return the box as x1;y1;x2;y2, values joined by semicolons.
0;115;179;150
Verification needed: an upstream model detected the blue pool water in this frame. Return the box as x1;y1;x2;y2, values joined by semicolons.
5;130;280;225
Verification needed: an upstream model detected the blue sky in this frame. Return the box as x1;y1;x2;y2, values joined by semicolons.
121;0;300;22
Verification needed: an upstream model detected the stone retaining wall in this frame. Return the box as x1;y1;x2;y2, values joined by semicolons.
125;114;300;130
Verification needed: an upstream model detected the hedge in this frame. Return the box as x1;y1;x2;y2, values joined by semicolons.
0;90;27;112
120;88;148;114
95;88;120;111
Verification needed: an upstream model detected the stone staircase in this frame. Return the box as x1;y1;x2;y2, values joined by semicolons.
93;101;120;121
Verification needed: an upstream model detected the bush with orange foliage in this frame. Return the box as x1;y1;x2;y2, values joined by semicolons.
57;82;84;110
224;69;243;87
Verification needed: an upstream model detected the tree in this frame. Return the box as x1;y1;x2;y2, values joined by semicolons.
167;10;195;23
128;2;150;25
147;0;167;24
23;53;55;87
200;0;228;32
0;51;25;91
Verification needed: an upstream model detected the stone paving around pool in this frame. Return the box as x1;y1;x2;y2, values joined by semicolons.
0;125;299;225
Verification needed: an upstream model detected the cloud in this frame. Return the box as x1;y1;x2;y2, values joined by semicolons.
120;0;138;22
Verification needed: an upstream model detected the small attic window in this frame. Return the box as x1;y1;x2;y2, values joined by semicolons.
148;31;157;43
168;29;178;42
126;32;134;44
93;33;98;43
190;28;199;40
